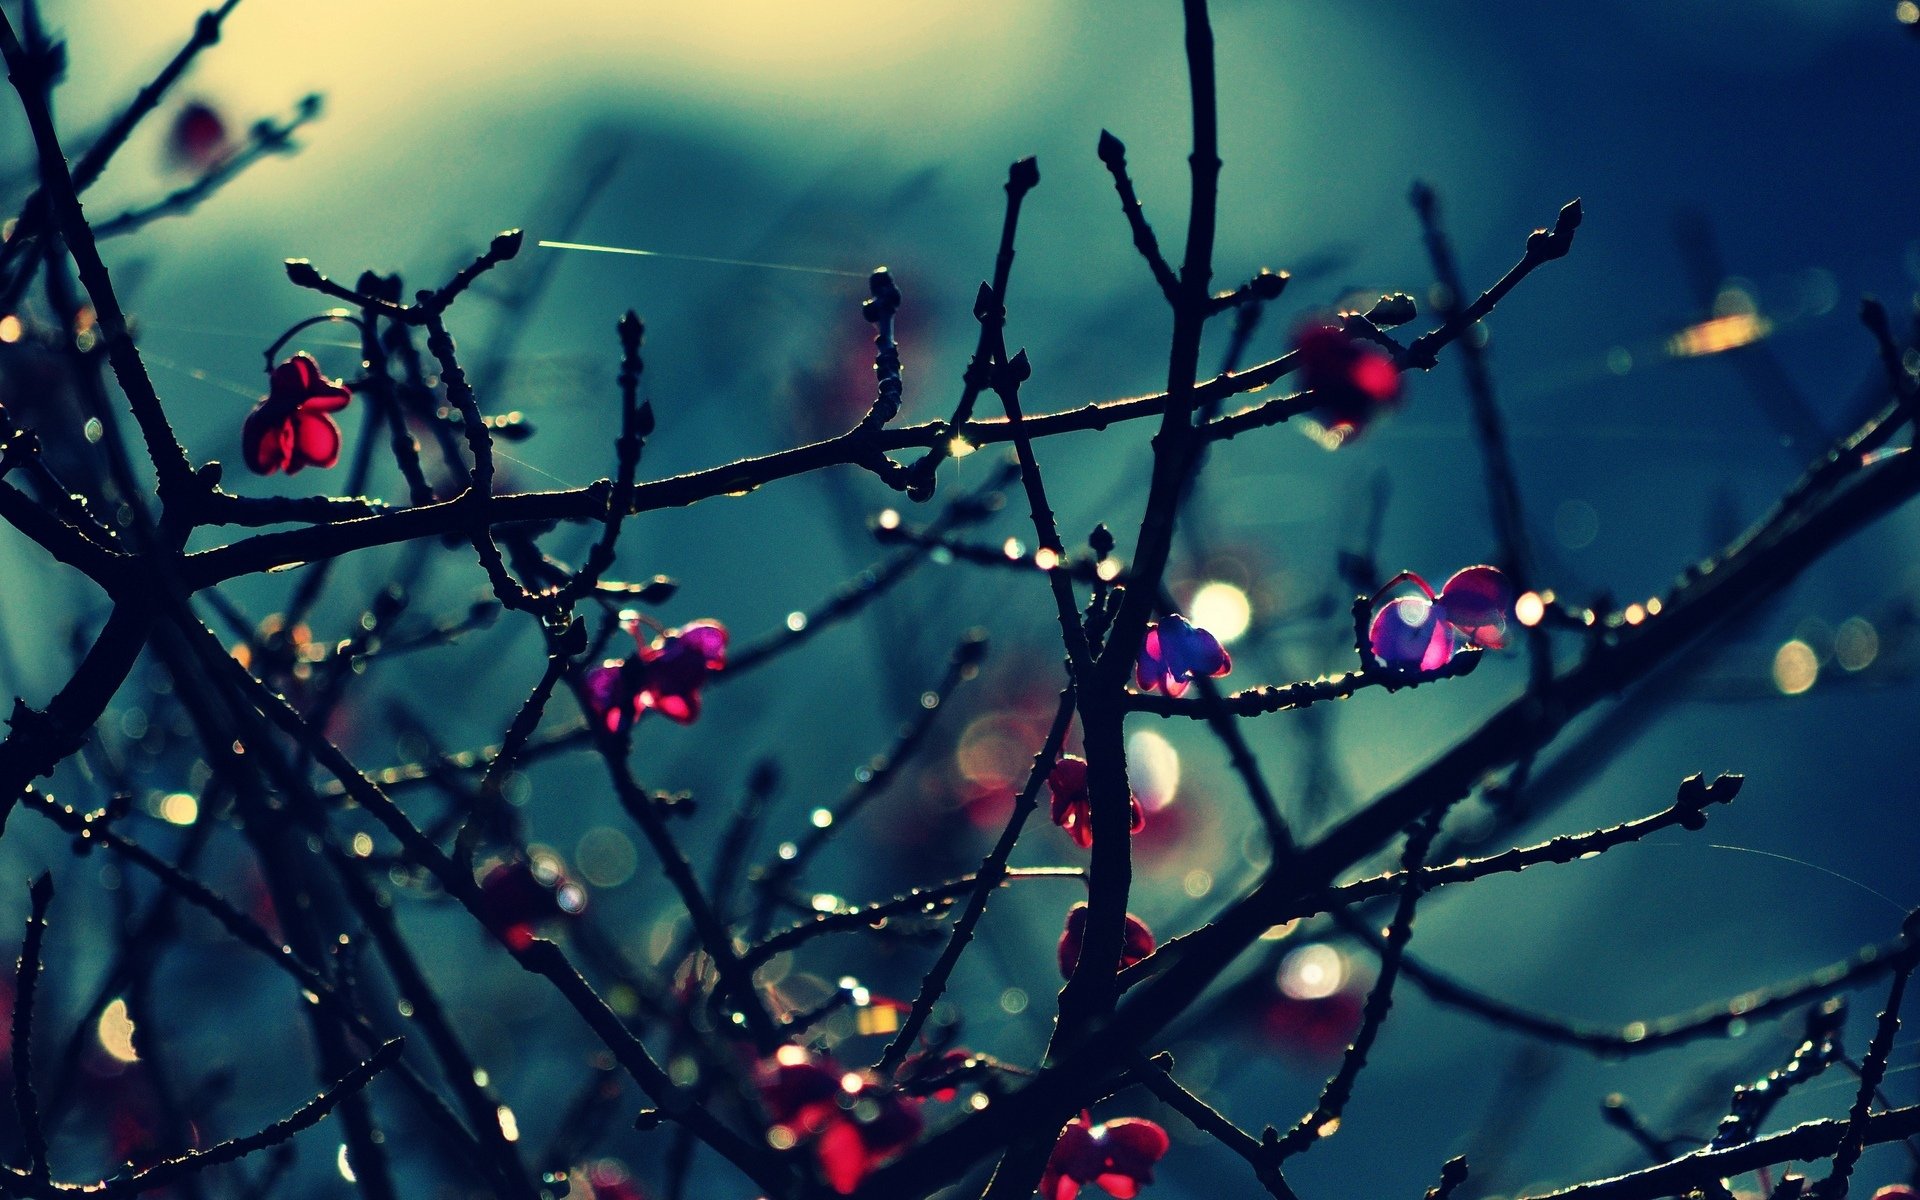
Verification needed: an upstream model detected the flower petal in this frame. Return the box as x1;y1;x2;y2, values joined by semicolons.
1157;615;1229;681
241;406;292;475
645;687;701;724
815;1120;872;1195
1099;1118;1170;1164
1438;565;1512;650
292;411;342;470
1370;595;1451;672
675;619;729;668
1135;629;1164;692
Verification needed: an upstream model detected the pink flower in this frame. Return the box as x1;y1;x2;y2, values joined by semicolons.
1367;566;1511;673
1048;755;1145;849
1040;1112;1170;1200
1134;614;1231;698
1057;903;1156;979
242;353;351;475
585;619;728;731
756;1046;922;1195
1293;319;1402;446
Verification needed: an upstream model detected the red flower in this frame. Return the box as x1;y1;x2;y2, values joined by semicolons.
1134;614;1231;697
584;618;728;731
476;853;586;951
1292;319;1402;447
1048;755;1144;849
1057;903;1156;979
167;101;230;172
1262;942;1367;1059
242;353;351;475
1040;1112;1170;1200
756;1046;922;1195
1367;566;1512;674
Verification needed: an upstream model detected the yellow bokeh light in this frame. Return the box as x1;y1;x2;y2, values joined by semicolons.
158;792;198;825
1514;591;1545;627
1772;639;1819;695
99;998;139;1063
856;1005;902;1035
1899;0;1919;24
1034;547;1061;571
1190;581;1253;644
1667;312;1772;359
0;314;20;343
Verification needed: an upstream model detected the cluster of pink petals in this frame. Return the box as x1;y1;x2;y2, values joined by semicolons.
242;353;351;475
1367;565;1512;673
585;619;728;730
756;1046;922;1194
1134;614;1231;698
1040;1112;1171;1200
1048;755;1145;848
1056;903;1156;979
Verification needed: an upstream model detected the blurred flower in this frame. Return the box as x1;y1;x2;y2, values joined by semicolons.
1049;755;1144;849
1057;903;1156;979
894;1048;975;1102
1134;614;1231;697
585;618;728;730
1262;942;1368;1059
166;101;230;172
1040;1112;1170;1200
242;353;351;475
1262;988;1365;1060
476;853;585;951
757;1045;922;1194
1293;318;1402;446
1368;566;1512;673
569;1159;646;1200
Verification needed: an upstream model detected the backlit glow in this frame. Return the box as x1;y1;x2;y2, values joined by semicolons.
1278;943;1346;1000
1190;581;1253;644
1772;640;1818;695
99;998;139;1063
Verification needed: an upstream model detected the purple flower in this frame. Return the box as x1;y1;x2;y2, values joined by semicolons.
1367;566;1513;673
585;619;728;731
1134;615;1231;698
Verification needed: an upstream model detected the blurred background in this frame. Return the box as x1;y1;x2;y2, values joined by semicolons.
1;1;1919;1197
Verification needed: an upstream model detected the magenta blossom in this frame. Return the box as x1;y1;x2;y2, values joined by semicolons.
1040;1112;1171;1200
243;353;351;475
1057;903;1156;979
1134;614;1231;697
755;1046;922;1195
1367;565;1512;673
1048;755;1145;848
585;618;728;730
